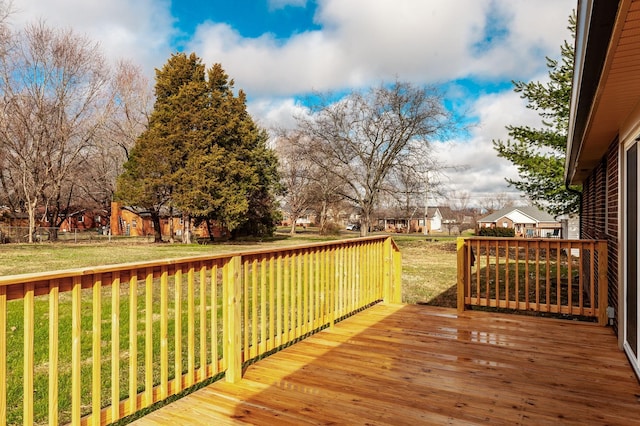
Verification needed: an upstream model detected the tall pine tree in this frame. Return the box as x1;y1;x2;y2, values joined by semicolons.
493;15;580;216
117;54;280;242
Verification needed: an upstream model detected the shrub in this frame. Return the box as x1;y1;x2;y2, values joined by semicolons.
477;227;515;237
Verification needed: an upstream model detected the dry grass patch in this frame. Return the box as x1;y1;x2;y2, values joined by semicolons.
395;238;458;307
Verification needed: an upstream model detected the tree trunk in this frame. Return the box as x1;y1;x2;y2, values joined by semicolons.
319;201;328;234
359;213;369;237
290;215;297;235
152;212;162;243
27;202;36;243
206;220;215;241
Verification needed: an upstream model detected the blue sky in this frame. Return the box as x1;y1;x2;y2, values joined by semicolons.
171;1;321;42
14;0;576;206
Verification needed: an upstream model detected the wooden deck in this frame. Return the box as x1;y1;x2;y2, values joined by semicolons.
134;304;640;425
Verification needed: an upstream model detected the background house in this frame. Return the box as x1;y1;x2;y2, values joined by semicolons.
477;206;561;238
425;206;459;234
110;202;226;239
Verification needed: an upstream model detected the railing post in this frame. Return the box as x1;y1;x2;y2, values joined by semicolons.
223;255;243;383
598;241;609;326
457;237;466;314
381;238;402;304
392;246;402;304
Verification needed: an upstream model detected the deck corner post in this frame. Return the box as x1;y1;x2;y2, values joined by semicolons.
597;241;609;326
456;237;466;314
382;237;393;303
392;243;402;304
223;255;243;383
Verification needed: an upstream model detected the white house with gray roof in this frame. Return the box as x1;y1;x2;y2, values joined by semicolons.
477;206;562;238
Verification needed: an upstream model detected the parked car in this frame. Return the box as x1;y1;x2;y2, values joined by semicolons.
346;224;360;231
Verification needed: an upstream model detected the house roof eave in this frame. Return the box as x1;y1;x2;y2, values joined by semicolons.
566;0;624;185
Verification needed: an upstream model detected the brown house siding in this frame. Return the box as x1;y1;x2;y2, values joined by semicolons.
580;138;619;331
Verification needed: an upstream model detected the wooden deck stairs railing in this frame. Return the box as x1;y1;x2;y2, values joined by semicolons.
457;237;608;324
0;236;401;425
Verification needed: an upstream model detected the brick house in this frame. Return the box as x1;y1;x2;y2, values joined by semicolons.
477;206;562;238
110;202;226;239
566;0;640;374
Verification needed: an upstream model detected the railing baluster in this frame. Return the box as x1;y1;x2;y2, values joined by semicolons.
200;264;207;381
160;266;169;399
243;259;250;361
494;240;499;307
187;264;195;386
515;240;520;308
304;250;311;334
211;263;219;373
545;241;551;312
535;240;540;311
111;272;120;421
260;258;267;354
296;252;302;337
524;241;530;310
268;256;275;352
284;253;291;342
556;241;562;310
72;276;82;425
251;258;258;358
567;242;573;314
174;269;182;391
23;282;34;425
92;274;102;425
145;268;154;406
128;272;138;414
49;280;59;426
505;240;509;308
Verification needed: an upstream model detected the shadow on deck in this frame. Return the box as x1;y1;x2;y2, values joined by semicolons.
135;304;640;425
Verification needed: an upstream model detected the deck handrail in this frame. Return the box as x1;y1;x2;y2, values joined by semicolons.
0;236;401;425
457;237;608;325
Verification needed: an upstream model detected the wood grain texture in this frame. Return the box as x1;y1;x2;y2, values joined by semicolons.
134;304;640;425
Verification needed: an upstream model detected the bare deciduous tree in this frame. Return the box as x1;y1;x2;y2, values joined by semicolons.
479;192;516;214
275;131;316;235
0;22;112;241
384;150;439;233
296;81;454;236
76;61;152;213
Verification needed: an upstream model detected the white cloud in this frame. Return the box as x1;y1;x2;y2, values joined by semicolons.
248;97;309;131
187;0;574;98
12;0;176;70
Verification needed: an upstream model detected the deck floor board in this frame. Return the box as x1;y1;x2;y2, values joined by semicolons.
134;304;640;425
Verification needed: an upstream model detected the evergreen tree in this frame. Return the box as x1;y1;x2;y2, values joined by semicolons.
116;53;206;242
493;15;580;216
117;54;280;242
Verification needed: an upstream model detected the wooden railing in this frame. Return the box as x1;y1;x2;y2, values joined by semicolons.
0;236;401;425
457;237;607;325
